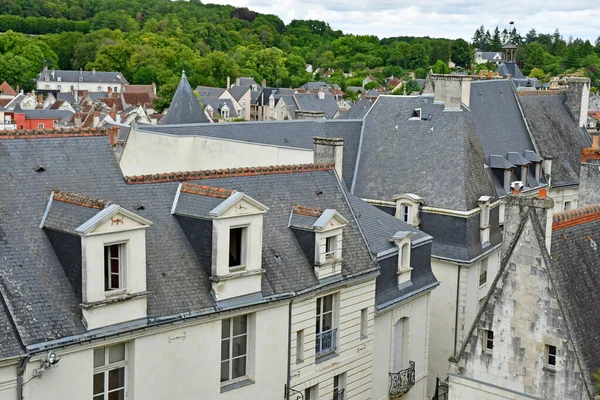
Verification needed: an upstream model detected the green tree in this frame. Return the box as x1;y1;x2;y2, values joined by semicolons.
529;68;545;79
413;67;427;79
524;43;546;73
431;60;449;74
408;43;428;70
451;38;471;67
490;27;502;51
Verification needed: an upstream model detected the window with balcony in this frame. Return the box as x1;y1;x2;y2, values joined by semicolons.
229;227;247;270
315;294;336;357
221;315;248;383
104;243;125;292
93;343;126;400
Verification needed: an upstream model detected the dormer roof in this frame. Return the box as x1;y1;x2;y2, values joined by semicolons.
489;154;514;169
313;208;349;231
506;151;531;166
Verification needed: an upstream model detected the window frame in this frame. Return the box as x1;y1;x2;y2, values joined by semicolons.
479;258;488;287
304;385;317;400
324;235;337;263
220;315;249;385
296;329;304;363
563;201;572;211
93;343;127;400
545;344;557;369
360;308;368;339
483;329;494;353
333;373;346;400
401;204;412;224
104;243;126;293
228;226;247;271
315;294;337;357
37;123;44;129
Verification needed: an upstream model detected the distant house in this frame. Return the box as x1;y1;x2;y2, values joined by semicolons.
123;84;158;114
474;50;503;65
37;67;128;94
0;81;17;100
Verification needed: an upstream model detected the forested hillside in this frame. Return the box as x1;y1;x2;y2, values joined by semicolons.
0;0;598;110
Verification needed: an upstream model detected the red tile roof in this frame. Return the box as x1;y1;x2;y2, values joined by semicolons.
0;81;17;96
292;205;324;217
553;204;600;231
124;84;157;98
180;183;234;199
53;189;109;209
0;127;108;139
123;92;154;108
124;163;335;185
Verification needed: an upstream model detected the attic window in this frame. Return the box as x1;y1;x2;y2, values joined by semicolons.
104;243;125;291
57;77;62;82
325;236;337;262
33;165;45;172
44;76;49;82
409;108;421;120
229;227;247;270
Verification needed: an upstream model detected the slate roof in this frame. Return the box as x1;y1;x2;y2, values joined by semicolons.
353;95;497;210
160;73;210;124
202;98;238;119
228;86;249;102
519;93;592;187
551;207;600;384
235;77;261;90
2;134;440;357
340;99;373;120
0;299;22;359
496;62;524;79
293;93;340;119
480;51;502;60
195;86;226;98
138;119;364;189
37;70;128;85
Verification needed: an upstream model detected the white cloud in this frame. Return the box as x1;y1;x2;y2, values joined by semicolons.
207;0;600;41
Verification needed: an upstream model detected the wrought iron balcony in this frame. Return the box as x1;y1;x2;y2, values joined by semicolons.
315;328;337;356
389;361;415;397
332;389;345;400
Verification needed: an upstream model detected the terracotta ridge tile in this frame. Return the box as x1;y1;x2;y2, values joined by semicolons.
124;163;335;185
552;204;600;231
517;89;567;96
53;189;109;210
0;127;107;139
180;182;234;199
292;204;324;217
581;147;600;162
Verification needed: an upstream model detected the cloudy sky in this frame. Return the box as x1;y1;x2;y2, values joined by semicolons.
208;0;600;41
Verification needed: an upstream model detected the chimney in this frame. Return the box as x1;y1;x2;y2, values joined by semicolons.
152;82;156;95
108;126;119;146
227;76;231;89
74;113;82;128
92;68;96;75
313;137;344;179
262;79;267;88
37;94;43;104
318;89;325;100
429;74;472;109
566;77;591;127
116;113;122;124
578;134;600;207
107;87;113;96
92;112;100;128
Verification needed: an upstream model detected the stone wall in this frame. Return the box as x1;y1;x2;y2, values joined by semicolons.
566;77;591;127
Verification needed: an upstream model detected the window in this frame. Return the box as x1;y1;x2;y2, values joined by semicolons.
333;374;346;400
79;77;83;83
535;163;542;182
45;85;49;90
229;227;246;269
521;166;528;187
44;76;49;82
57;85;62;91
57;77;62;82
483;329;494;352
97;86;102;92
53;120;58;127
70;85;75;91
38;123;44;129
93;344;126;400
315;294;336;356
104;244;124;291
400;204;412;224
221;315;248;383
563;201;572;211
479;199;491;244
479;258;488;287
409;108;421;120
325;236;337;262
114;86;118;93
222;109;230;119
304;385;317;400
546;345;557;368
360;308;368;339
296;330;304;363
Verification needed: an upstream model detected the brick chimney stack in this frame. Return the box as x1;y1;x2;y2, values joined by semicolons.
313;137;344;179
108;126;119;146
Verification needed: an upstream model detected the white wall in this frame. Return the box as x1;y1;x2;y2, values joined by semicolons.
0;362;17;399
120;128;313;176
21;305;288;400
372;292;431;400
289;278;376;399
36;82;121;93
548;186;579;213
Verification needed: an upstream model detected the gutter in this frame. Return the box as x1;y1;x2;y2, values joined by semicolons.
431;242;502;266
453;265;461;356
16;356;30;400
285;297;295;400
376;281;439;312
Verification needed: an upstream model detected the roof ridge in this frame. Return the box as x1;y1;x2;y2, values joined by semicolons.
53;189;110;210
124;163;335;185
292;204;324;217
180;182;234;199
0;127;107;139
518;90;567;96
553;204;600;231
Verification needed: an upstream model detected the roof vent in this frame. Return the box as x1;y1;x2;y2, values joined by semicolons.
34;165;45;172
409;108;421;120
134;204;145;210
421;98;427;103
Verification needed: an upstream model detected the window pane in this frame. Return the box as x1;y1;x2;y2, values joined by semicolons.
315;317;321;334
111;259;120;274
220;361;229;382
323;295;333;312
93;373;104;395
322;312;332;331
233;315;247;336
94;348;105;368
232;356;246;379
110;245;119;258
109;344;125;363
316;298;321;314
221;339;230;361
108;389;125;400
110;274;120;289
222;319;230;339
94;396;104;400
108;367;125;390
232;335;247;358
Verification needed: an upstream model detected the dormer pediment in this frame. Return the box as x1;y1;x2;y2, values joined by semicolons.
76;204;152;236
313;209;349;232
210;192;269;219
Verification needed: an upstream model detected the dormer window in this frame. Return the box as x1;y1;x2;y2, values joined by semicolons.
229;227;246;270
44;76;49;82
503;169;513;193
105;243;125;291
478;196;492;245
325;236;337;262
534;162;542;182
409;108;421;120
79;77;83;83
394;194;423;227
57;77;62;82
252;84;257;91
392;231;414;286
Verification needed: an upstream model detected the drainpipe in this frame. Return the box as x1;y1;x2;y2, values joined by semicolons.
453;265;461;356
16;355;30;400
286;298;294;400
